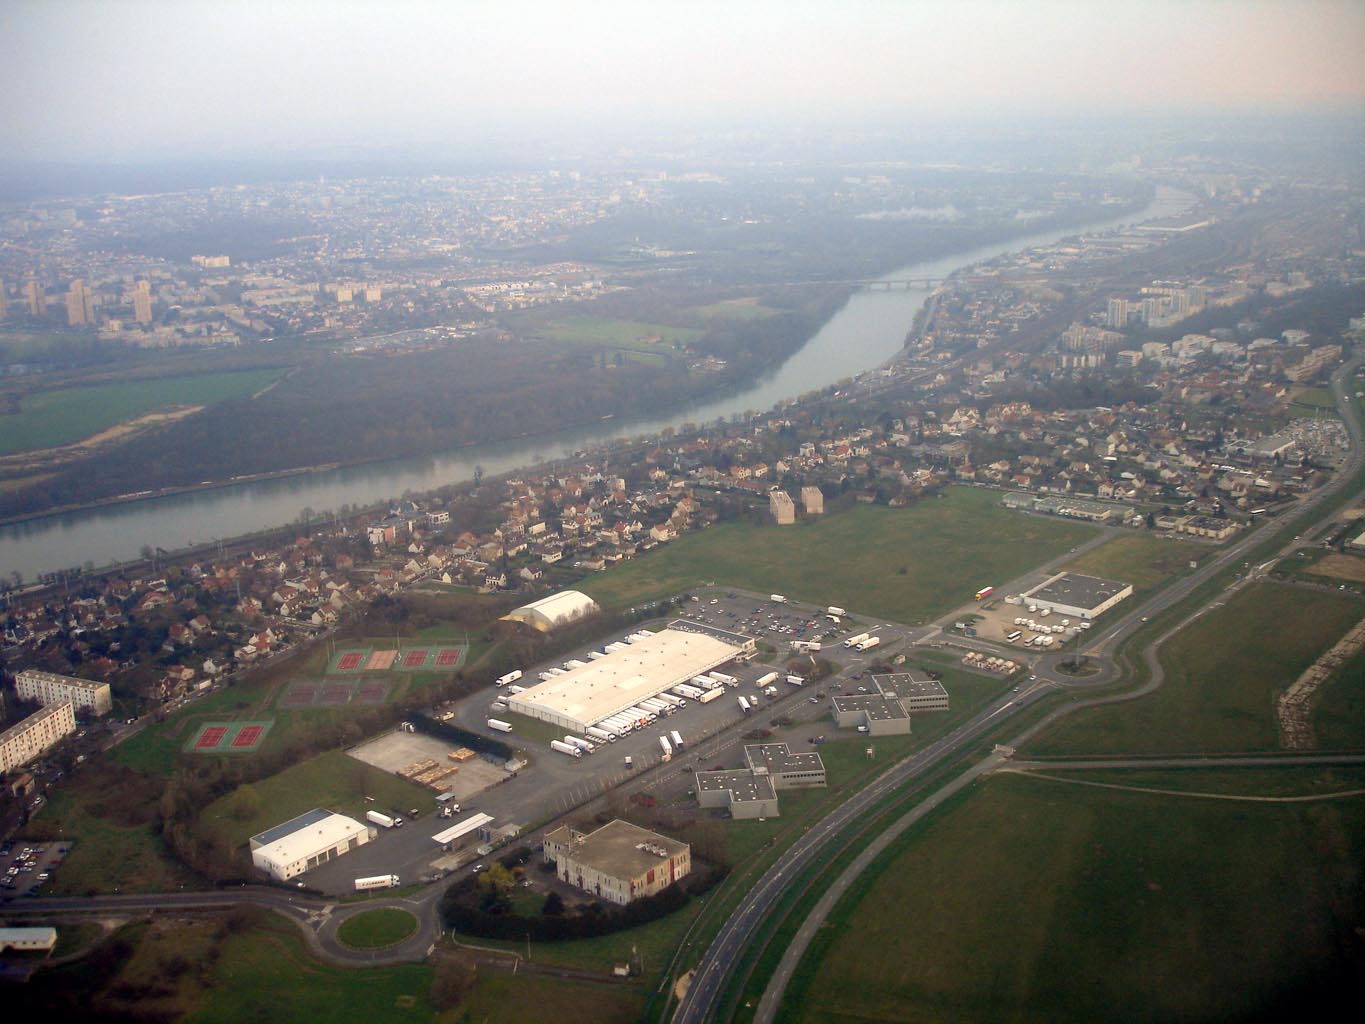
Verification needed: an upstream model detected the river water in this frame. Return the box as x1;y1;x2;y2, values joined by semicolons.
1;187;1192;580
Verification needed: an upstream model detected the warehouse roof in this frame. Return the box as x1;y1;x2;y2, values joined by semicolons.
744;742;824;775
249;810;365;868
250;807;333;849
831;692;909;722
1022;572;1130;611
502;590;600;632
696;768;777;803
507;627;743;729
874;672;948;703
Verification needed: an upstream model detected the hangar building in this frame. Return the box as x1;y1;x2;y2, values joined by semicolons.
507;626;746;733
501;590;600;632
249;808;370;881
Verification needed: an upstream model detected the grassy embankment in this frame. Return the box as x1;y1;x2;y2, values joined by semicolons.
0;368;284;455
580;486;1096;622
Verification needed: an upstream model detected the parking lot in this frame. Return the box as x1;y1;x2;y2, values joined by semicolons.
0;839;70;899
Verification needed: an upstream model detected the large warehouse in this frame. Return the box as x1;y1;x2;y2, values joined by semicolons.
506;626;746;733
1016;572;1133;620
249;808;370;881
502;590;600;632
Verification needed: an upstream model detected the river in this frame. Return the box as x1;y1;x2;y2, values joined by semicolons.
0;186;1192;581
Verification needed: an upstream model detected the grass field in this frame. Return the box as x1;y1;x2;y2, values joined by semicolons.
336;908;419;949
514;314;703;351
1314;647;1365;749
1062;532;1205;591
1291;386;1340;411
457;973;645;1024
0;367;283;455
693;299;780;320
781;772;1365;1024
197;749;434;852
578;488;1096;623
1034;583;1365;756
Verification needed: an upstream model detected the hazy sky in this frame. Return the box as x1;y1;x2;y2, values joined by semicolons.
3;0;1363;159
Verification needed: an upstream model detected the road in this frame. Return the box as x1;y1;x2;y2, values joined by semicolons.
682;353;1365;1024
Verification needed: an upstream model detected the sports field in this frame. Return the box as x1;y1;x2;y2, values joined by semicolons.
781;772;1365;1023
280;679;391;708
0;367;284;455
578;487;1096;623
185;719;274;754
327;644;464;674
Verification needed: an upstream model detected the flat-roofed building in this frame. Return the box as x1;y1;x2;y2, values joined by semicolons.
0;927;58;953
0;702;76;774
744;742;826;788
1017;572;1133;620
696;768;779;820
769;489;795;525
249;808;370;881
16;669;113;716
801;486;824;515
872;671;949;712
542;819;690;905
831;681;911;736
508;626;747;732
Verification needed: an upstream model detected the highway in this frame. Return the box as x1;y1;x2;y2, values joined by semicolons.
678;354;1365;1024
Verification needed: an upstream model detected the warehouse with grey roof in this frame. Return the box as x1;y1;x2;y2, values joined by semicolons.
1016;572;1132;619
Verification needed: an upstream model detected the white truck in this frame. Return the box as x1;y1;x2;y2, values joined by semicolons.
697;687;725;704
770;594;787;604
486;718;513;733
550;739;583;758
670;729;684;750
586;726;616;743
827;606;846;617
786;674;805;686
658;735;673;761
855;636;881;651
354;874;401;891
496;669;522;687
791;640;822;652
843;631;871;649
563;659;588;670
675;683;705;700
709;671;737;686
506;685;525;694
738;696;751;713
605;641;628;653
564;735;596;754
756;671;781;687
366;810;402;829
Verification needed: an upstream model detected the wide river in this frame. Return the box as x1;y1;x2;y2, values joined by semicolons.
1;187;1192;580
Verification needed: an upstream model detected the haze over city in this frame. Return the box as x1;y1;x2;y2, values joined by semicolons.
3;0;1364;160
1;2;1364;1022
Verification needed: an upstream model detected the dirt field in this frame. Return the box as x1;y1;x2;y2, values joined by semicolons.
1310;552;1365;583
347;730;509;801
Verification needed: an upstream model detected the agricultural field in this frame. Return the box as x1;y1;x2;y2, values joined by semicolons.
1062;532;1205;592
779;772;1365;1024
693;297;781;320
197;749;433;852
0;367;284;455
1314;648;1365;750
511;313;703;351
579;488;1096;624
1034;583;1365;756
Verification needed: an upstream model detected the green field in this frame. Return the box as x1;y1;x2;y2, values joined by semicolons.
578;488;1096;623
198;749;434;852
1291;386;1340;411
781;772;1365;1024
1062;532;1205;591
1315;647;1365;749
336;908;419;949
0;368;284;455
693;299;780;320
1035;583;1365;755
514;314;703;351
456;973;644;1024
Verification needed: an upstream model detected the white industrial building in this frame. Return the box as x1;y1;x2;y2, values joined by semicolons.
16;668;113;717
1015;572;1133;620
0;927;58;953
0;701;77;774
501;590;600;632
507;626;746;733
249;808;370;881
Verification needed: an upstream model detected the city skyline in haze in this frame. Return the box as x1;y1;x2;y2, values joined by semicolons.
2;0;1364;161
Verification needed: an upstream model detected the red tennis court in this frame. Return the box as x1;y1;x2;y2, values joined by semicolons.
195;726;228;749
435;647;463;667
336;651;364;671
231;725;264;748
403;649;429;668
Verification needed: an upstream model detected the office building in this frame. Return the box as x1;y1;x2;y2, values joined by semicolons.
542;819;690;906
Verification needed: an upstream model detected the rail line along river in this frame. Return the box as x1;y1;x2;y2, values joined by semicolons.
0;188;1192;580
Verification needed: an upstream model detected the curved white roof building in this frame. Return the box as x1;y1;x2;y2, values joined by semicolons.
502;590;601;632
